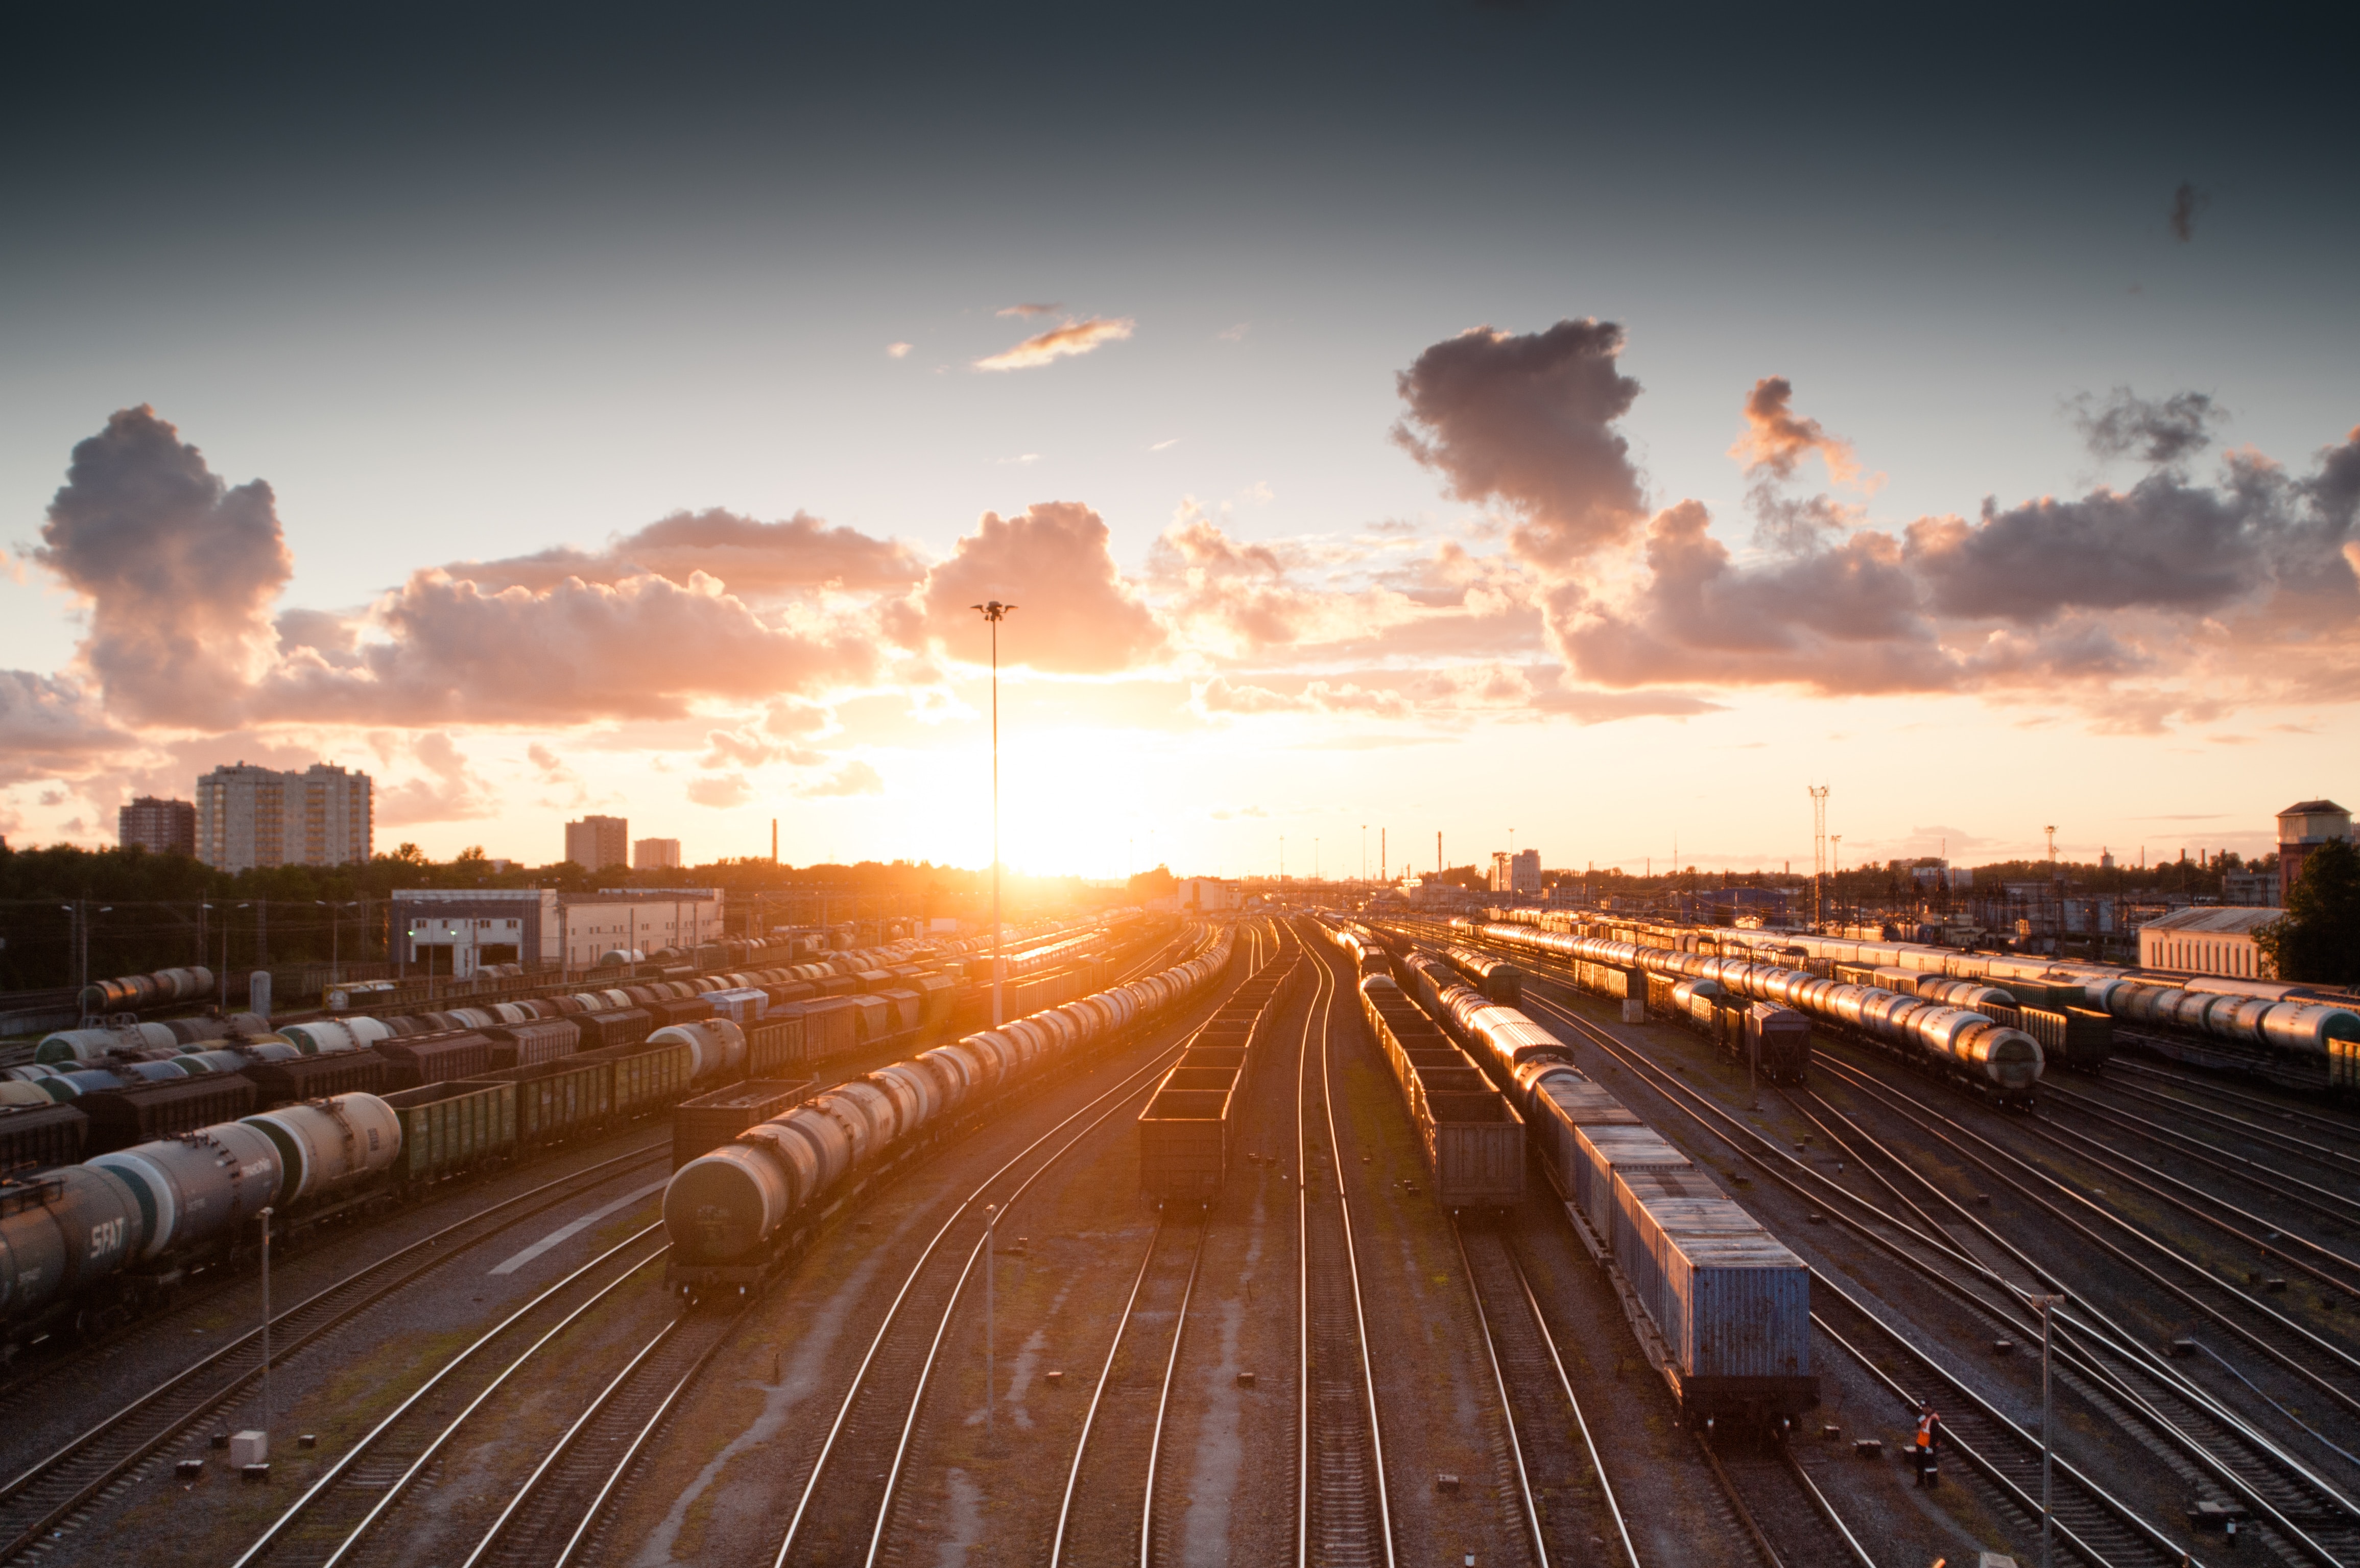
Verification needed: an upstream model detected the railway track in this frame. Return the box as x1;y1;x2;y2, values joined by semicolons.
2107;1060;2360;1158
1803;1053;2360;1566
1293;932;1393;1568
1472;964;2223;1567
1045;1217;1207;1568
460;1300;756;1568
0;1139;672;1565
227;1228;670;1567
1449;1224;1642;1568
2040;1081;2360;1232
768;925;1267;1568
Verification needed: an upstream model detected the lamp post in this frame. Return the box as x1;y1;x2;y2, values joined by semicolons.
971;601;1016;1028
984;1202;999;1437
2034;1293;2066;1568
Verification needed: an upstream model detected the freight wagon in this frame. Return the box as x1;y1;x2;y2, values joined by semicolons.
669;927;1238;1300
1137;943;1300;1203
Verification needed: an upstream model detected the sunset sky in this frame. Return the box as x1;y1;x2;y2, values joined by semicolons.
2;4;2353;878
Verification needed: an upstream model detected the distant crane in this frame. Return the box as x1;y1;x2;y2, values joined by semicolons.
1808;785;1830;931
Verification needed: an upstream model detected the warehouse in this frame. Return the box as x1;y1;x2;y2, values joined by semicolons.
2135;905;2280;979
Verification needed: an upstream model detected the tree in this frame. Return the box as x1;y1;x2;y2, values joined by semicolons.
2258;838;2360;986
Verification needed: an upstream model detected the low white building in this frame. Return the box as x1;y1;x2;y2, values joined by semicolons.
2137;906;2279;980
393;886;727;972
1177;878;1239;912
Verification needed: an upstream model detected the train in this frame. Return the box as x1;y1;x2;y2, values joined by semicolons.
1491;909;2360;1092
76;966;218;1018
0;920;1165;1349
1359;938;1815;1429
662;925;1237;1299
1457;919;2045;1103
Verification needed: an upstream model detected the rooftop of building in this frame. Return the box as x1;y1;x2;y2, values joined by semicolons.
2141;906;2282;935
2279;799;2348;816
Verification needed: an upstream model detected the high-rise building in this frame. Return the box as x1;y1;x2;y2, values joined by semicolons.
1490;848;1541;895
634;837;682;870
118;796;196;856
566;814;629;870
196;763;372;872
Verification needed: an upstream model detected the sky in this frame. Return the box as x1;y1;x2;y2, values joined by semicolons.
1;1;2354;879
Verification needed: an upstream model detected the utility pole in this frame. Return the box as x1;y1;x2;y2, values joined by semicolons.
2035;1294;2065;1568
971;600;1016;1028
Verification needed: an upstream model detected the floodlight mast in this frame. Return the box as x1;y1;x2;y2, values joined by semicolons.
972;602;1017;1027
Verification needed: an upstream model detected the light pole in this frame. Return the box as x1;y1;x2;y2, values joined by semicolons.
259;1206;275;1459
1360;825;1367;886
971;601;1016;1029
984;1202;999;1437
2035;1293;2065;1568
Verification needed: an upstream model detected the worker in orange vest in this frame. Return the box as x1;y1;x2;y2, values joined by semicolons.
1913;1400;1942;1488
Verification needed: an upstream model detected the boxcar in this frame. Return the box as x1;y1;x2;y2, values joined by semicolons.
1138;1076;1238;1202
579;1008;655;1053
384;1079;516;1186
0;1103;88;1173
672;1079;816;1170
377;1033;496;1091
2018;1006;2113;1072
746;1016;808;1077
482;1020;580;1070
476;1054;614;1148
582;1037;695;1119
1415;1090;1524;1208
1743;1004;1812;1085
242;1050;392;1107
77;1076;260;1155
791;999;862;1060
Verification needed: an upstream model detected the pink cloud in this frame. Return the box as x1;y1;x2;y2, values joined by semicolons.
974;317;1134;371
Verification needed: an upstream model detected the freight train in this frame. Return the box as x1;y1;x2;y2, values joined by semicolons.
0;922;1163;1350
1492;910;2360;1092
1457;919;2045;1102
1364;941;1815;1429
662;925;1236;1299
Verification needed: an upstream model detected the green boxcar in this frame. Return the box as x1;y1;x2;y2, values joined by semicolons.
383;1080;516;1186
581;1039;696;1119
472;1055;615;1149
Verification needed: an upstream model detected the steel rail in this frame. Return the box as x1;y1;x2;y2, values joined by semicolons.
1294;928;1397;1568
0;1137;671;1564
1504;1248;1642;1568
316;1245;669;1567
2108;1059;2360;1155
1506;971;2350;1566
2042;1081;2360;1226
769;921;1264;1568
1049;1221;1171;1568
228;1223;666;1568
1448;1224;1550;1568
1138;1220;1208;1568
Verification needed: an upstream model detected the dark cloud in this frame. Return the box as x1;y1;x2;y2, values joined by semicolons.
1392;319;1647;568
2169;181;2208;242
446;508;923;597
2070;388;2223;465
896;502;1166;673
36;406;291;726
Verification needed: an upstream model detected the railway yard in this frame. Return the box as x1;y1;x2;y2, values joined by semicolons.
0;910;2354;1568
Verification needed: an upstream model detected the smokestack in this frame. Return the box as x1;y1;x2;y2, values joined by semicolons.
771;818;778;863
1436;830;1442;877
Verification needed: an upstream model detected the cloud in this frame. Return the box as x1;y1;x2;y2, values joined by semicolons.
997;454;1042;466
36;406;292;727
895;502;1166;674
0;672;137;783
1730;377;1863;486
996;303;1062;318
1150;438;1179;452
2070;388;2223;465
1193;675;1411;719
1217;323;1249;342
795;759;884;798
974;317;1135;371
1391;319;1647;568
259;569;880;724
886;342;913;358
1553;423;2360;703
686;772;754;808
2170;181;2208;242
376;730;495;825
444;508;923;598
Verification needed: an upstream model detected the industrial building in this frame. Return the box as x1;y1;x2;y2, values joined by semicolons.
2278;799;2350;904
1177;877;1239;912
2138;905;2280;979
117;796;195;857
1490;848;1540;896
392;886;727;977
196;763;373;872
566;814;629;870
635;837;683;870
